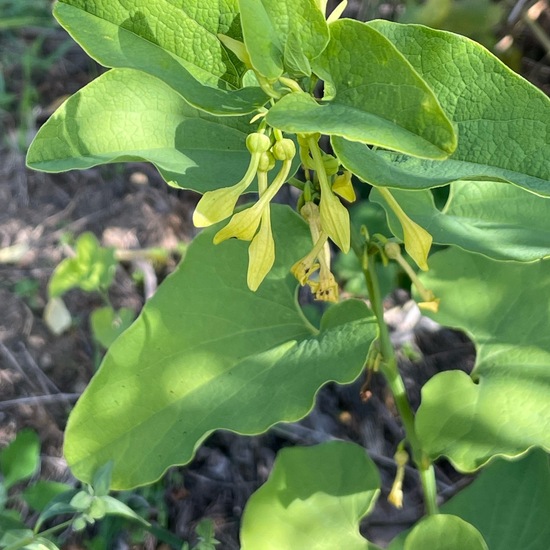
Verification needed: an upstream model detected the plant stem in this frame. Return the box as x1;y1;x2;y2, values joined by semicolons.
360;246;439;515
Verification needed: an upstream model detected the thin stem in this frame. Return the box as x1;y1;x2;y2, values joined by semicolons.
361;247;439;515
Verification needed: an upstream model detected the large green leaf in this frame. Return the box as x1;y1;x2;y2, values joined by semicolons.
240;441;382;550
389;451;550;550
332;21;550;197
267;20;456;160
371;181;550;262
64;206;377;488
239;0;329;80
415;248;550;471
444;450;550;550
26;69;253;192
54;1;268;115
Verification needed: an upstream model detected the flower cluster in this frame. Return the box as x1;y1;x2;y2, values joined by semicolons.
193;131;295;291
192;130;356;300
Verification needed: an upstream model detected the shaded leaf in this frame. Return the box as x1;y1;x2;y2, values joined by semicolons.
27;69;252;193
268;20;456;160
240;441;382;550
0;430;40;489
371;181;550;262
443;450;550;550
54;0;267;115
332;21;550;197
64;206;377;488
415;248;550;471
238;0;328;79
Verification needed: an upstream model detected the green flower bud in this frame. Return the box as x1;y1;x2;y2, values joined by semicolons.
246;132;271;154
258;151;276;173
272;138;296;161
384;241;401;260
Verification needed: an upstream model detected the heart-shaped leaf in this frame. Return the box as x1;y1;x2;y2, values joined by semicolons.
415;248;550;471
241;441;382;550
332;21;550;197
64;206;377;488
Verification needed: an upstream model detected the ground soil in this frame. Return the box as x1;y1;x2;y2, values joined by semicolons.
0;1;548;548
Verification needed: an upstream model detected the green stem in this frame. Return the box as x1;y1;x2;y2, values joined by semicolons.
361;247;439;515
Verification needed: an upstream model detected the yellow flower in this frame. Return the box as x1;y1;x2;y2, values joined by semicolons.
247;207;275;291
319;187;350;253
193;178;254;228
377;187;432;271
214;159;293;244
291;202;338;302
332;171;356;203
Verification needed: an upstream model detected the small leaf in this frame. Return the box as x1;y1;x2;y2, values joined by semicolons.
268;20;456;160
0;430;40;489
239;0;328;80
22;481;72;513
402;515;487;550
240;441;382;550
100;495;150;526
90;307;135;349
48;233;116;298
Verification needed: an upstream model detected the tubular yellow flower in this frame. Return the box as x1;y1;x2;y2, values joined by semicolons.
247;207;275;291
214;159;293;245
377;187;432;271
388;449;409;509
332;170;356;203
319;188;351;253
307;136;350;253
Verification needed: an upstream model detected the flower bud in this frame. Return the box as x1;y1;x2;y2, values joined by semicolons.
272;138;296;161
258;151;275;173
246;132;271;154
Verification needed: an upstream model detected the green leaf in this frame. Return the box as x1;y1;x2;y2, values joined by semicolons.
267;20;456;160
333;21;550;197
64;205;377;488
27;69;252;192
54;0;267;115
402;515;487;550
48;233;117;298
100;495;150;526
371;181;550;262
415;248;550;471
22;481;73;513
238;0;328;79
0;430;40;489
90;307;136;349
443;450;550;550
240;441;382;550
